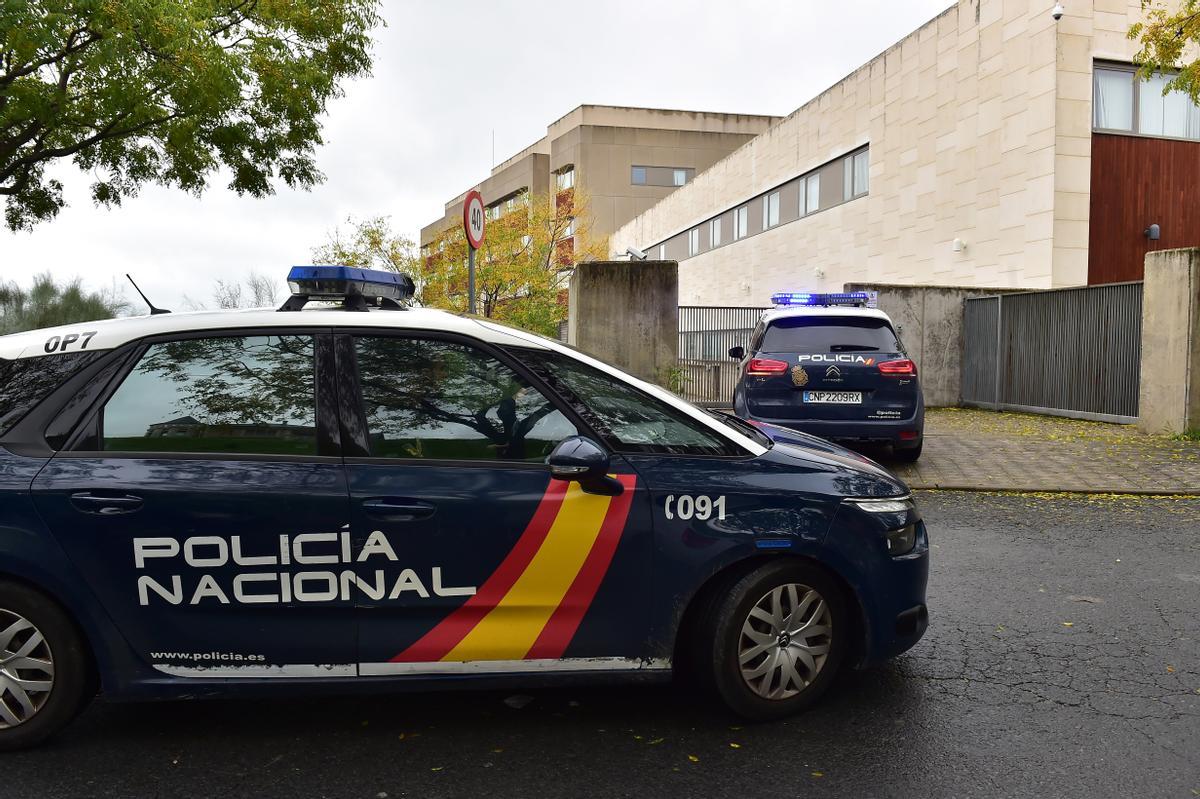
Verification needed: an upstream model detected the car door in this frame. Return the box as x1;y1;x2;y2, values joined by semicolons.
30;330;357;677
335;332;653;676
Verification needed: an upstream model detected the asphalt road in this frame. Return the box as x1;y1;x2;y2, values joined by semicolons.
7;492;1200;799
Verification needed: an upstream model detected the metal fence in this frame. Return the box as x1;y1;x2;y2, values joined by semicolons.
961;282;1143;423
677;306;768;405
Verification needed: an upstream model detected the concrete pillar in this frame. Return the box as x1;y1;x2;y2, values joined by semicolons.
568;260;678;385
1138;248;1200;435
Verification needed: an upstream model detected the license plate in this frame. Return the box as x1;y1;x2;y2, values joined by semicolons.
802;391;862;404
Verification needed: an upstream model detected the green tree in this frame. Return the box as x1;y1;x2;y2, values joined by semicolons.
0;0;381;230
311;214;419;275
1130;2;1200;100
0;272;127;333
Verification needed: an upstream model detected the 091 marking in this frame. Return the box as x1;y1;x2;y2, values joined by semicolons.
664;494;726;521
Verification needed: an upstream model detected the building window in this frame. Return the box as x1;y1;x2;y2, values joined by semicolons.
1094;63;1200;140
844;149;868;200
556;168;575;190
563;218;575;238
733;206;748;240
804;174;820;215
688;227;700;256
762;191;780;229
673;169;688;187
658;243;666;260
710;218;722;248
631;166;647;185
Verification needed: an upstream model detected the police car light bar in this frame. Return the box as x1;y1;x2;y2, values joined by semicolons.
282;265;415;312
770;291;878;308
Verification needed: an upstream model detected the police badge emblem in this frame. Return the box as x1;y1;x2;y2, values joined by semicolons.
791;365;809;387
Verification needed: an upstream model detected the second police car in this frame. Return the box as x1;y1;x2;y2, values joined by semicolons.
0;267;928;748
730;292;925;462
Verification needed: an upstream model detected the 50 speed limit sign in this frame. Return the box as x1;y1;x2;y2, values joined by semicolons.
463;190;485;249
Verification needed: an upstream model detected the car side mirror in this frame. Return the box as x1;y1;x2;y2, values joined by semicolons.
547;436;623;496
544;436;619;491
728;345;745;360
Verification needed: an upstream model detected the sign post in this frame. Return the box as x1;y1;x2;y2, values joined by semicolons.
463;190;486;314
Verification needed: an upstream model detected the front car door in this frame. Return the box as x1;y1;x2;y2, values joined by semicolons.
31;330;356;678
336;332;655;676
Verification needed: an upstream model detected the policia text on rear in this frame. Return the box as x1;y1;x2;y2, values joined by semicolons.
0;268;928;748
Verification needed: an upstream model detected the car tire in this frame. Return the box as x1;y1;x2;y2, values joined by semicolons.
0;581;92;751
893;441;923;462
703;560;849;721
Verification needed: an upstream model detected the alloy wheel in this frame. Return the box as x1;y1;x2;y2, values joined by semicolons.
738;583;832;700
0;608;55;729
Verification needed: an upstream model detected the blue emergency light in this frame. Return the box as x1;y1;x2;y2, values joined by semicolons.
770;291;877;308
282;265;415;312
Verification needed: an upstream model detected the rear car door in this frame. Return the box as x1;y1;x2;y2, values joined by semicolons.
30;330;357;677
745;316;917;424
336;333;653;676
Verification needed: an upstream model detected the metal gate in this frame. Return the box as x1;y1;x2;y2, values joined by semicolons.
677;306;768;405
962;282;1143;423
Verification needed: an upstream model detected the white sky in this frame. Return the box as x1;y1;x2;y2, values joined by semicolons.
0;0;953;311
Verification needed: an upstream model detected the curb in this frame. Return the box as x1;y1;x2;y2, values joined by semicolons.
906;483;1200;497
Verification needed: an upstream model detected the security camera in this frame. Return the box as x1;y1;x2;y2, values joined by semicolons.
1051;2;1064;21
625;246;647;261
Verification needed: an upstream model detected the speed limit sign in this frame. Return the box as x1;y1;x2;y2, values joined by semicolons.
463;190;485;249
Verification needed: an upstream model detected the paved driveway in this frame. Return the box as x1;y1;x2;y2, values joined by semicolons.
6;493;1199;799
884;408;1200;494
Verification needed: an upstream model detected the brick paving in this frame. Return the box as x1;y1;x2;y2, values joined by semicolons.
882;408;1200;495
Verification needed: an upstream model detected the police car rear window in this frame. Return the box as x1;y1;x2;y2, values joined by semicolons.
515;349;744;457
0;353;102;436
761;317;900;353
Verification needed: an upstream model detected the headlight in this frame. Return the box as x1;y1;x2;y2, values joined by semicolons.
844;497;919;556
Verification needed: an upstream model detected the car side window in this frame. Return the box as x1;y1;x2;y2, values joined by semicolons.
353;336;578;462
100;335;317;456
515;349;745;457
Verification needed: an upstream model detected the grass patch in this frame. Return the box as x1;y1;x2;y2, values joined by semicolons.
1176;429;1200;442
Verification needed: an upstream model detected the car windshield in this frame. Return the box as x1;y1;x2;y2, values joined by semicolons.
705;409;773;449
761;317;900;353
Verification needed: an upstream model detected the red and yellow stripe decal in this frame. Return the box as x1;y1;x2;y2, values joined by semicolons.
392;474;637;663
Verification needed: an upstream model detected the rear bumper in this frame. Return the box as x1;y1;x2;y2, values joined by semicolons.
744;413;924;447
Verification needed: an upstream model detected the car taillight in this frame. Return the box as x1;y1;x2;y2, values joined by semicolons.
746;358;789;375
878;359;916;376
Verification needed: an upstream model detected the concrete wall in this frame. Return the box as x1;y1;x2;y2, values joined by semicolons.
569;260;679;385
608;0;1153;302
1138;249;1200;435
845;282;1019;407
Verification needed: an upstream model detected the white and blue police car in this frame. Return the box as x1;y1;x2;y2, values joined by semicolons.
0;268;928;748
730;292;925;462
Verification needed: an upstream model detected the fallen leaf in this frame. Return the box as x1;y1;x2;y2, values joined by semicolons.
688;755;700;763
1166;665;1175;673
729;743;741;749
1062;622;1074;627
812;771;824;778
431;767;444;772
491;748;504;753
647;738;664;745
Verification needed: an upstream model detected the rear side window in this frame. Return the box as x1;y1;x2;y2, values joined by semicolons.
0;353;102;436
761;317;900;353
516;349;744;457
100;335;317;456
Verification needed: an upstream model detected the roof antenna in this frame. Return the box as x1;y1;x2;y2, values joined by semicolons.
125;274;171;315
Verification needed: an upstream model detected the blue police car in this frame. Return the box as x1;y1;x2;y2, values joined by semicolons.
730;292;925;462
0;268;928;748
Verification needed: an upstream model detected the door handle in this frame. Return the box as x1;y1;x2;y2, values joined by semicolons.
361;497;436;521
70;492;144;515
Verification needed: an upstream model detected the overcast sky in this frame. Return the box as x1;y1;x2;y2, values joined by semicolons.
0;0;952;311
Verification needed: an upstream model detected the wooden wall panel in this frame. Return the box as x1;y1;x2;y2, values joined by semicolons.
1088;133;1200;284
